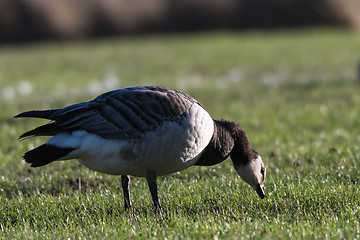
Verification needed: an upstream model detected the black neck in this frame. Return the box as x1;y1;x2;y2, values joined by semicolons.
194;120;235;166
228;121;257;167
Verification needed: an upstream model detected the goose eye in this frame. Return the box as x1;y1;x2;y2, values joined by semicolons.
260;168;265;175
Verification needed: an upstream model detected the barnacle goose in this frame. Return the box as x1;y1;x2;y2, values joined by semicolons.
15;86;266;209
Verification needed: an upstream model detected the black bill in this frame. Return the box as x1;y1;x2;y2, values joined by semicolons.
256;184;265;199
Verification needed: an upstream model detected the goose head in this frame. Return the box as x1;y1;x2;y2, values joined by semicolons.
227;122;266;199
233;154;266;199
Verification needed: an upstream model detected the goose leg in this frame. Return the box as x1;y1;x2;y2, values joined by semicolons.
146;170;161;210
121;175;131;210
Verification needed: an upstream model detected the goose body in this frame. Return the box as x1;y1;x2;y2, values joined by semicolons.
16;86;266;209
47;102;213;177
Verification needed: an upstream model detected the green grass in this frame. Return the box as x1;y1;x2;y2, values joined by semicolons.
1;28;360;239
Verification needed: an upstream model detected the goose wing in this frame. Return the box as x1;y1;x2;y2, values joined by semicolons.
16;86;199;139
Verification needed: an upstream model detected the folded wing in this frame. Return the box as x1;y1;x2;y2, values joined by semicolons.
15;86;198;140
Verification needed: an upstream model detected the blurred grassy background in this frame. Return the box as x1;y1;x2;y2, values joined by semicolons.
2;1;360;238
1;29;360;238
1;0;360;42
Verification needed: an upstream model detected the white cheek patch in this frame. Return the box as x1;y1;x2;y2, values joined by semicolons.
262;165;266;184
254;155;265;184
236;164;255;187
235;155;264;189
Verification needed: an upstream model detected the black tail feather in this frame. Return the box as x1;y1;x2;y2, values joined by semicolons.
24;144;75;167
14;109;59;120
18;123;64;140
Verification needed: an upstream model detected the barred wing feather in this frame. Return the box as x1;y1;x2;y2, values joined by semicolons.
15;86;198;140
